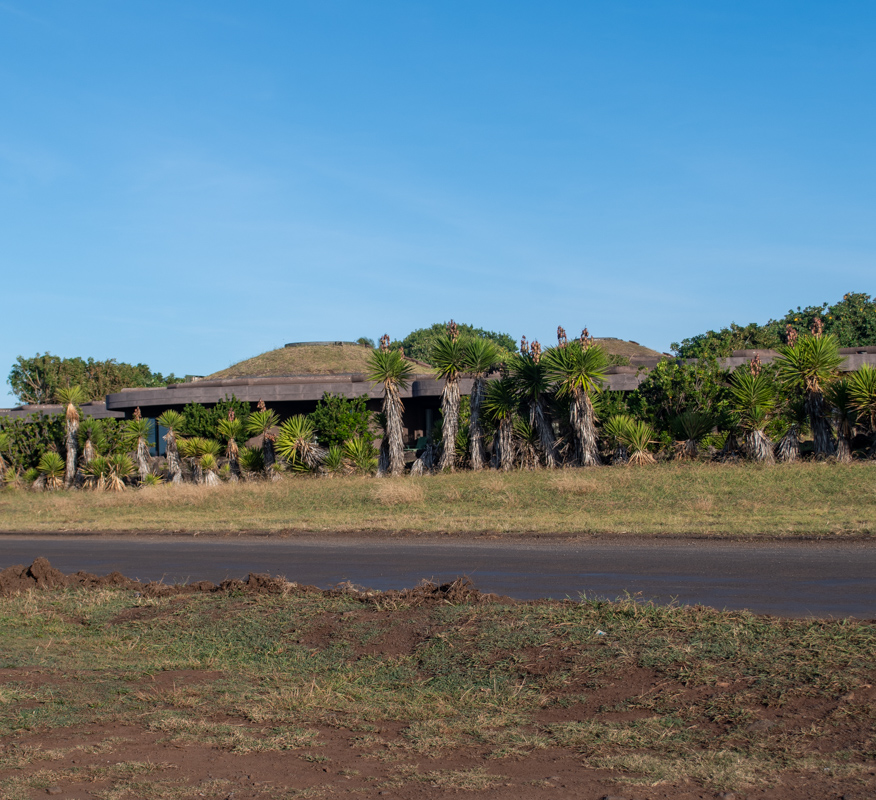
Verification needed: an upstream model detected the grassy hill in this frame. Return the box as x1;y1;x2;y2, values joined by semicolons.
207;343;378;379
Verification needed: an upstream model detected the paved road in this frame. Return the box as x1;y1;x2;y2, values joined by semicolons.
1;535;874;617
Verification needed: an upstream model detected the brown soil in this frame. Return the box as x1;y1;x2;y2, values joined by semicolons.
1;561;874;800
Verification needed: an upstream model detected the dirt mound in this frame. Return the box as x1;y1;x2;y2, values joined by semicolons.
0;560;499;605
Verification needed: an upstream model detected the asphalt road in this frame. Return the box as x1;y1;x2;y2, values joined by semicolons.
1;535;874;618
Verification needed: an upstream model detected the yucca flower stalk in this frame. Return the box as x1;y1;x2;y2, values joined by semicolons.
729;370;776;463
431;324;467;472
483;377;517;471
848;363;876;457
124;408;154;482
38;451;66;490
509;344;558;468
776;334;844;458
276;415;326;471
246;402;280;476
543;338;609;466
463;338;500;471
826;379;857;464
367;340;414;477
157;410;185;483
217;412;244;481
56;385;87;488
670;411;714;460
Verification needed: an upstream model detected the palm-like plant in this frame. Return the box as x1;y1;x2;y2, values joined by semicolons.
56;385;87;488
729;371;776;463
38;451;66;490
367;342;414;477
217;414;244;481
670;411;714;460
776;334;844;457
542;340;609;466
431;326;467;472
826;379;857;463
509;347;558;468
512;417;540;470
322;444;347;475
483;377;517;471
774;396;808;463
0;431;10;474
124;409;154;482
157;410;186;483
82;455;110;491
848;363;876;457
463;338;500;471
77;418;106;467
602;414;633;464
625;420;657;466
238;446;265;478
199;453;221;486
178;437;221;484
106;454;135;492
245;405;281;475
344;436;378;475
276;415;326;471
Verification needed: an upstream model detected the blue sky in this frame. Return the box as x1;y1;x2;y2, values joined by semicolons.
2;1;874;405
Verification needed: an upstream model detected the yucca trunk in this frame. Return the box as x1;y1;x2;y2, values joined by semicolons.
674;439;698;460
410;443;436;476
570;390;601;466
721;432;741;460
204;469;220;487
262;437;276;472
492;417;514;472
775;426;800;463
744;430;775;464
135;439;150;482
381;384;406;477
468;375;488;471
531;399;557;468
438;376;460;472
82;438;96;465
165;433;183;484
192;462;204;485
64;417;79;489
226;439;241;481
835;429;853;464
806;391;835;458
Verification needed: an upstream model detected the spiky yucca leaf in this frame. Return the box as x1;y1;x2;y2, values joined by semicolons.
245;409;280;437
2;466;19;488
776;333;845;394
276;415;326;469
463;338;500;471
238;446;264;475
671;410;714;442
55;385;88;417
366;349;415;389
826;379;858;463
82;455;110;490
141;473;165;487
367;349;413;477
322;444;346;474
848;363;876;435
463;338;500;374
107;454;135;492
344;437;377;474
157;409;185;431
729;372;775;432
38;451;65;489
625;420;657;466
123;418;154;449
77;418;107;459
603;414;634;446
178;437;221;459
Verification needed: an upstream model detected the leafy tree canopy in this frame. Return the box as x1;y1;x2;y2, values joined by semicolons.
180;397;251;443
308;393;373;448
390;322;516;365
671;293;876;358
7;353;182;405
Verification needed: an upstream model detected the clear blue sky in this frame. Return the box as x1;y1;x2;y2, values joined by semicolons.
2;1;874;405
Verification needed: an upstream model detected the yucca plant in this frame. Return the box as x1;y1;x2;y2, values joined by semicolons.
245;405;281;475
238;446;265;478
106;454;135;492
0;431;10;474
38;451;65;490
367;343;414;477
625;419;657;466
729;371;776;463
776;334;844;458
23;467;39;486
2;466;20;490
141;473;165;488
670;410;714;460
602;414;633;464
344;436;378;475
276;415;326;471
543;339;609;466
82;455;110;491
123;410;154;482
463;338;500;471
217;414;244;481
178;437;221;484
512;417;540;470
483;377;517;471
826;379;857;463
509;348;558;468
157;410;186;483
322;444;347;475
77;418;106;467
431;326;467;472
848;363;876;457
56;385;88;488
199;453;221;486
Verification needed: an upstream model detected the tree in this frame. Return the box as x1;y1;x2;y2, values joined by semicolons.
848;363;876;456
367;337;414;477
157;410;186;483
123;408;154;482
391;322;515;364
77;418;107;467
217;412;244;480
308;393;373;449
543;331;609;466
483;377;517;471
826;380;857;463
776;331;844;458
55;385;87;487
509;339;557;468
431;322;468;472
728;367;776;463
245;402;280;475
7;353;181;405
276;415;326;471
463;338;500;471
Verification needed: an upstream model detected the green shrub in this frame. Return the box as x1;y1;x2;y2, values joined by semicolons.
308;393;373;448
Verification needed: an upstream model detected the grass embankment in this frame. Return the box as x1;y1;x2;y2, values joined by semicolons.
1;584;873;797
0;462;874;536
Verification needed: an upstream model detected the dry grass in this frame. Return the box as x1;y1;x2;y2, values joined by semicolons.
207;343;382;379
1;462;874;536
